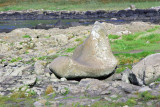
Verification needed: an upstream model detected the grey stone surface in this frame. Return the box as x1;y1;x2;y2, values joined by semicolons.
132;53;160;85
49;21;118;78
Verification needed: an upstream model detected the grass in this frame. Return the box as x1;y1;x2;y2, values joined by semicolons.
111;32;160;52
22;35;31;38
108;34;120;39
45;85;54;95
64;47;76;53
139;91;160;101
112;26;160;73
0;90;37;107
9;57;22;63
0;0;160;11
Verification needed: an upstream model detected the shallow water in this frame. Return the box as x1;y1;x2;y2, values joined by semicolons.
0;18;125;33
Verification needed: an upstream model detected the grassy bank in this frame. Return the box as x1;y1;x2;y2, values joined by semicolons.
0;0;160;11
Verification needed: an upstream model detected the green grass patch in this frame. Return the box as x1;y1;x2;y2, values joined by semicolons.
75;38;82;42
0;90;37;107
22;35;31;38
139;91;158;101
112;27;159;73
155;77;160;82
64;47;76;53
36;54;59;63
9;57;22;63
108;34;120;39
0;1;160;11
125;98;137;106
111;28;160;52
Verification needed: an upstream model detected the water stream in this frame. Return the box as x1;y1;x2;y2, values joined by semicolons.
0;18;125;33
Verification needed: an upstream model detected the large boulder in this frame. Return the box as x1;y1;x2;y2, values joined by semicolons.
49;21;118;79
132;53;160;85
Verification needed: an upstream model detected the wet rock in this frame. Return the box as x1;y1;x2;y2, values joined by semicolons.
132;53;160;85
49;21;118;79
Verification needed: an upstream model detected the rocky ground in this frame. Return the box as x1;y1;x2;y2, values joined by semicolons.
0;21;160;107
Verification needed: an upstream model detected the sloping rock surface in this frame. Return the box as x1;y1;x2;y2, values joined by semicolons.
49;21;118;78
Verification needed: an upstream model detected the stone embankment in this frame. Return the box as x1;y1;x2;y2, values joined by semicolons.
0;8;160;22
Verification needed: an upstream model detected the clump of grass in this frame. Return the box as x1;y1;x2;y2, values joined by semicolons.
125;98;137;106
75;38;82;42
45;85;54;95
9;57;22;63
22;35;31;38
139;91;156;101
108;34;120;39
116;65;132;73
35;55;58;63
0;59;6;63
64;47;76;53
75;38;84;45
140;33;160;43
155;77;160;82
62;87;69;96
44;35;51;38
10;91;26;98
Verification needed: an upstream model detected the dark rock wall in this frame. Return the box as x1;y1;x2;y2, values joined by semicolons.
0;9;160;22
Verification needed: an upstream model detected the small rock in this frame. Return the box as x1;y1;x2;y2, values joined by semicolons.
34;61;47;75
34;99;46;107
146;101;152;106
123;105;129;107
104;97;112;102
138;86;152;92
50;79;59;82
101;90;111;95
51;73;58;79
45;72;50;77
110;95;117;99
60;78;67;81
22;75;37;86
116;97;128;103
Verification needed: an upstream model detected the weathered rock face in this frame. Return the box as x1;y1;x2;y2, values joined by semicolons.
49;21;118;79
132;53;160;85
